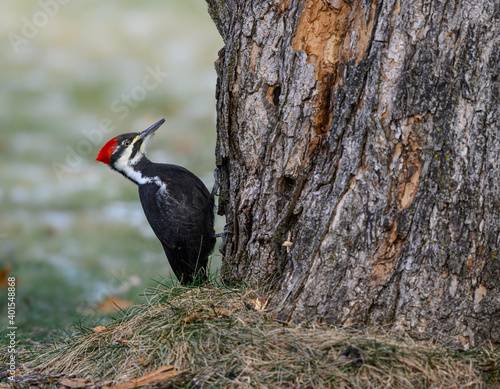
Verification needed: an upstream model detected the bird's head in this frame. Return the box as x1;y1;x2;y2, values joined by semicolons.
96;118;165;168
95;119;165;184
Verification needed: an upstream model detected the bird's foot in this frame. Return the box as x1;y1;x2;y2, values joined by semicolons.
216;223;234;254
215;231;233;238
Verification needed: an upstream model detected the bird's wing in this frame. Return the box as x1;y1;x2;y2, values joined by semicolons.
138;174;213;250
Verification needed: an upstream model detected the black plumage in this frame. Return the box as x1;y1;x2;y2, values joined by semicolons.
138;162;215;284
96;119;216;285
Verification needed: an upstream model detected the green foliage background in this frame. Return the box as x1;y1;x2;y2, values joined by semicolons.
0;0;223;340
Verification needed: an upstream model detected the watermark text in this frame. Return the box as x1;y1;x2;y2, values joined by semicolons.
6;276;17;381
8;0;71;53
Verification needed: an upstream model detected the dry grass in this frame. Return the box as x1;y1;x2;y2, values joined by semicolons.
9;284;500;388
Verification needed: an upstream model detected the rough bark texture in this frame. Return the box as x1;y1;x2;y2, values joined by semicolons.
207;0;500;347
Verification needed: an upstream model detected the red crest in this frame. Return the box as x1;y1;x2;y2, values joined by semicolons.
95;137;118;165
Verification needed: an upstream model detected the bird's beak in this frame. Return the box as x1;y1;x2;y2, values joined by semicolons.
138;118;165;141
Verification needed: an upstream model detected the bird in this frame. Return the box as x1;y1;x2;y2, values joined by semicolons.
95;118;216;285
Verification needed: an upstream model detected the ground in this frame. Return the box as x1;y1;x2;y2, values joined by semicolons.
1;283;499;388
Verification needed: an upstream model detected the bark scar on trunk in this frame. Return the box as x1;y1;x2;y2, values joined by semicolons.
396;129;423;211
292;0;377;136
292;0;349;136
370;220;405;289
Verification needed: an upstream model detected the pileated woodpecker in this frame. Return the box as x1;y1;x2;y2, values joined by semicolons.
95;119;216;285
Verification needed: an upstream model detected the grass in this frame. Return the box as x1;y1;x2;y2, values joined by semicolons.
2;282;499;388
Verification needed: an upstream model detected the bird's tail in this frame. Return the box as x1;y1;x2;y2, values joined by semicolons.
162;234;214;286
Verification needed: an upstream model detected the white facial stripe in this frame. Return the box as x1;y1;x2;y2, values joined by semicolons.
112;134;161;186
113;138;148;185
114;141;134;170
120;165;152;185
139;134;153;155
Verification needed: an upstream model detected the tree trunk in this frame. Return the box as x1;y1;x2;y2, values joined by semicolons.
207;0;500;347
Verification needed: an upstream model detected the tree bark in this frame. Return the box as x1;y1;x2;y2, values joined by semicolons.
207;0;500;347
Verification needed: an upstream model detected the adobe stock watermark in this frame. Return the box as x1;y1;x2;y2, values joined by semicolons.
6;276;17;382
51;63;169;182
8;0;71;53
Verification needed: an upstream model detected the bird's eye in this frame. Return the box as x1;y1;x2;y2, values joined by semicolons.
123;140;131;146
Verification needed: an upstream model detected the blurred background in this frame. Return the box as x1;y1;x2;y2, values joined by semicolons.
0;0;223;340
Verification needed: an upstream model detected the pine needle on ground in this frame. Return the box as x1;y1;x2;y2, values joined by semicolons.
3;284;500;388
